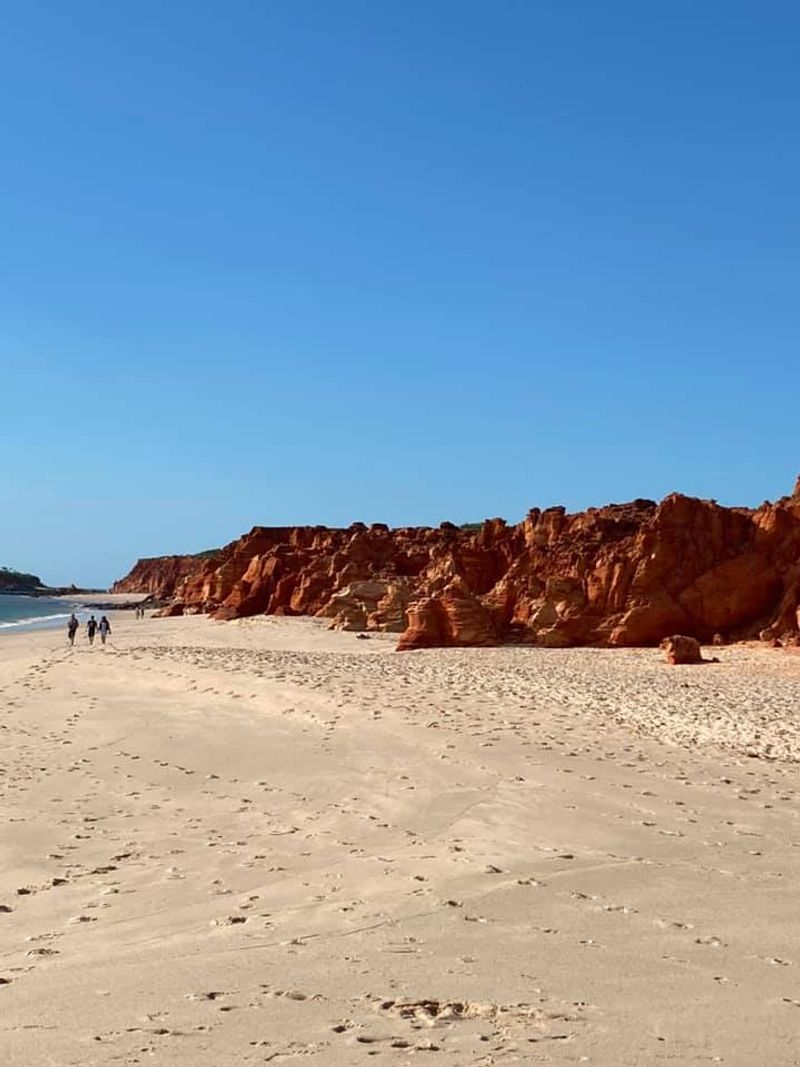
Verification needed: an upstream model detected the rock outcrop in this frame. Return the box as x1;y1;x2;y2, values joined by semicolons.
112;477;800;650
398;577;498;651
660;635;703;665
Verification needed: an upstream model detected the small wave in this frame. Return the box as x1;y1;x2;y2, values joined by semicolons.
0;612;74;630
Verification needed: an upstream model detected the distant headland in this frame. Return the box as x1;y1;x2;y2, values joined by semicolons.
0;566;102;598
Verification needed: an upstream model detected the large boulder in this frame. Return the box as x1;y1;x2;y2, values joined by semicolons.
154;602;185;618
660;635;703;665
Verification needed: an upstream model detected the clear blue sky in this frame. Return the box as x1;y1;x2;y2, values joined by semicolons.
2;2;798;587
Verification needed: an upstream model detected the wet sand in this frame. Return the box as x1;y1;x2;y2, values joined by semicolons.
1;614;799;1065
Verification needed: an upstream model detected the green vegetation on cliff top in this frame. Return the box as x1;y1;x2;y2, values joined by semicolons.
0;566;43;591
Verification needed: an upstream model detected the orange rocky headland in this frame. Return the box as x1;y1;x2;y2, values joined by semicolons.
112;477;800;650
113;551;221;599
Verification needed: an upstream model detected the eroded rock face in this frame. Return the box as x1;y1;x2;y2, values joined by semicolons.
112;477;800;650
317;580;393;632
112;552;221;600
397;577;497;650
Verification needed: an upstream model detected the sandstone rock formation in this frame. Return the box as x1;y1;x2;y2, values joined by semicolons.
112;551;221;600
660;635;703;665
112;477;800;650
397;577;498;651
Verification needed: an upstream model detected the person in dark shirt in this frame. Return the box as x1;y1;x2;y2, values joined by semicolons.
86;615;98;645
67;614;79;646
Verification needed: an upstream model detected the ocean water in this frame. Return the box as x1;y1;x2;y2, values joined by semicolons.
0;595;84;633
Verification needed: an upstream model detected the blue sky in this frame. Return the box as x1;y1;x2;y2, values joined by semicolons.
1;2;798;586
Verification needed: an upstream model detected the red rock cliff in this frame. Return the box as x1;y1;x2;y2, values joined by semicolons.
112;479;800;649
112;552;221;600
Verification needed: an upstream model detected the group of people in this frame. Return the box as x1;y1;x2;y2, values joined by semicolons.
67;613;111;647
134;604;147;619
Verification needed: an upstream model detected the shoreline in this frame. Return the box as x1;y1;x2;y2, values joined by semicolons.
0;587;106;598
0;594;152;635
51;591;151;609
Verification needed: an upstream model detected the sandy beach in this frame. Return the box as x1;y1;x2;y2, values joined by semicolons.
55;594;151;606
1;613;799;1066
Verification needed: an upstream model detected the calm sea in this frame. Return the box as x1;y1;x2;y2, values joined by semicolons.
0;595;85;633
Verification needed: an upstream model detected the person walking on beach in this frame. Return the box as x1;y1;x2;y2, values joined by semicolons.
67;614;79;647
86;615;98;645
99;616;111;645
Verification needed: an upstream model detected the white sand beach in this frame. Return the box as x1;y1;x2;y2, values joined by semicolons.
1;614;799;1065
